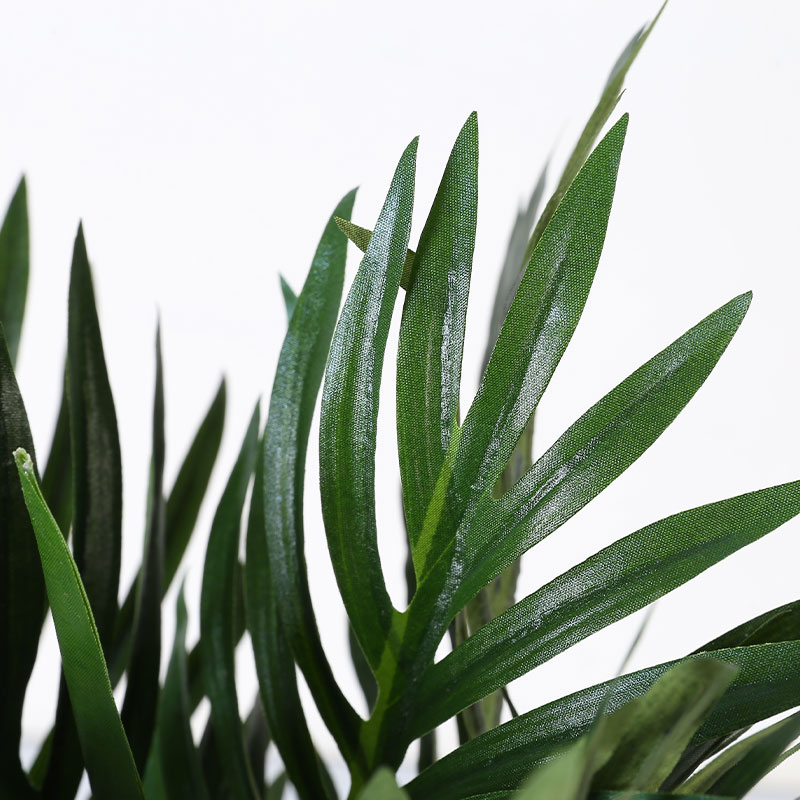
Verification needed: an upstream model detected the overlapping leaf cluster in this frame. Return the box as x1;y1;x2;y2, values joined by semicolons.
3;5;800;799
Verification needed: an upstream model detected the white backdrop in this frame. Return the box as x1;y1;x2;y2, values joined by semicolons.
3;1;800;796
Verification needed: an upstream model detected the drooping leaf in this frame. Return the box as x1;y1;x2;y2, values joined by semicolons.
14;448;143;800
405;642;800;799
201;403;261;800
0;327;42;797
157;584;209;800
397;112;477;554
121;324;166;769
415;480;800;733
0;177;29;365
320;139;417;670
261;190;361;770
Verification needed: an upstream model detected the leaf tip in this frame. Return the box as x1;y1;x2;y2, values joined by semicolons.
13;446;33;474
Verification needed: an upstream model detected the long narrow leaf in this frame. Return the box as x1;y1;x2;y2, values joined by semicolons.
415;480;800;733
397;113;477;554
320;139;417;670
15;448;143;800
41;370;72;536
405;641;800;798
201;404;260;800
0;328;42;797
262;190;362;767
0;177;29;365
121;324;166;769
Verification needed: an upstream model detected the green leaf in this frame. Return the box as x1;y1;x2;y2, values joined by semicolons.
244;699;270;795
67;223;123;645
14;447;143;800
451;290;751;624
334;217;417;290
41;370;72;537
414;480;800;734
0;327;43;796
320;139;417;671
0;177;29;365
157;584;209;800
357;768;411;800
120;324;166;769
397;112;477;556
111;377;226;684
410;116;628;649
405;641;800;799
679;710;800;796
279;274;297;321
201;403;261;800
350;621;378;713
266;773;288;799
255;190;358;793
246;438;334;800
522;3;665;266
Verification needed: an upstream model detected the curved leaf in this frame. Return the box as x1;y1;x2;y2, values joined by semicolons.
262;190;361;767
201;404;260;800
14;448;143;800
320;139;417;670
415;480;800;733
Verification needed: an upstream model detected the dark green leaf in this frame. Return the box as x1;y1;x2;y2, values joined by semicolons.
158;584;209;800
0;177;29;365
121;324;166;769
415;480;800;734
261;189;361;769
14;448;143;799
397;112;477;556
201;403;261;800
246;437;334;800
41;369;72;537
244;699;270;796
405;642;800;799
320;139;417;670
0;327;42;796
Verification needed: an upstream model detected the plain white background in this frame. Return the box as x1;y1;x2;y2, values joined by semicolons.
3;1;800;796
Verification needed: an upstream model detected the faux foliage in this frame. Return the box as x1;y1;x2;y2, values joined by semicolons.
2;6;800;800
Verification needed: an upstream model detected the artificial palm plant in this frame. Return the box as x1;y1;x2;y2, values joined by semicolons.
3;5;800;799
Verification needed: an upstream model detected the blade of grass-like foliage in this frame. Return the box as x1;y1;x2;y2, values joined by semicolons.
350;621;378;713
320;139;417;671
111;378;226;683
450;291;751;622
397;113;477;555
357;768;411;799
261;190;362;768
405;641;800;799
679;711;800;795
335;217;417;290
0;178;29;365
414;480;800;733
279;274;297;321
201;404;260;800
246;438;334;800
522;3;666;266
121;324;165;769
157;584;208;800
67;223;122;643
267;773;288;799
14;448;143;799
41;370;72;536
42;224;125;798
0;328;42;797
411;116;628;637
